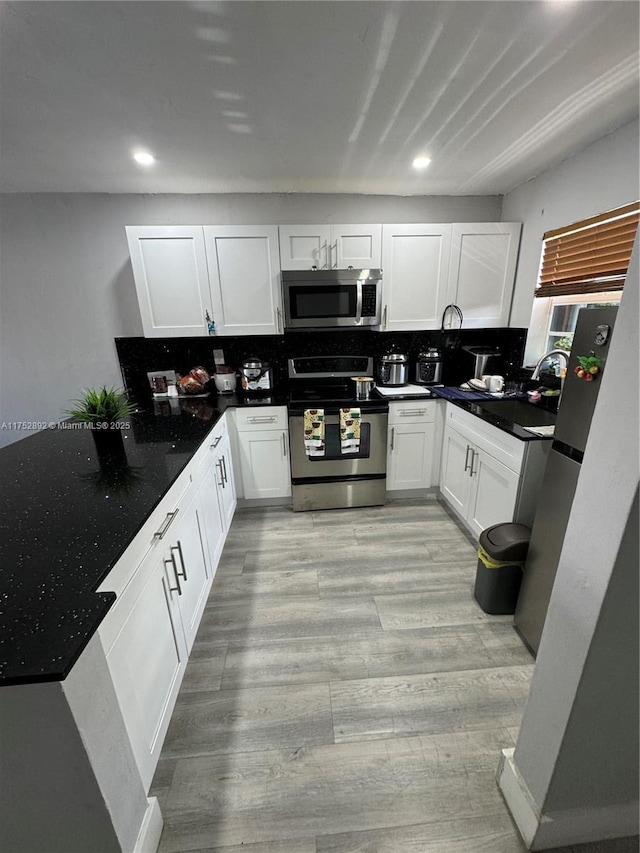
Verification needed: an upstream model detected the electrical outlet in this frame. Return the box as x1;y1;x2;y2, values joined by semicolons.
213;349;225;365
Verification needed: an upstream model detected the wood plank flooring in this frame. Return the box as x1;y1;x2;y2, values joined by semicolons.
150;499;628;853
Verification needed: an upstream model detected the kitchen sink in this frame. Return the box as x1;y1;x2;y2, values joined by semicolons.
474;399;557;428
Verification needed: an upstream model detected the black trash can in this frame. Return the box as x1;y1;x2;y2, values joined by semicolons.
474;523;531;615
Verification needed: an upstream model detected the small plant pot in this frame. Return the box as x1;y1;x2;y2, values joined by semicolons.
91;426;126;464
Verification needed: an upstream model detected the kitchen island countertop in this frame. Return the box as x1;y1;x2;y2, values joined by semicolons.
0;394;270;687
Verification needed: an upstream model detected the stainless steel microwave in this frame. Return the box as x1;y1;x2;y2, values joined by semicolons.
282;269;382;329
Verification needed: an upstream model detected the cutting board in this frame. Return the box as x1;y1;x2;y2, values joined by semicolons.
374;384;433;399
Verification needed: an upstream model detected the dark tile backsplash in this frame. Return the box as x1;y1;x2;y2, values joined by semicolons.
116;328;527;405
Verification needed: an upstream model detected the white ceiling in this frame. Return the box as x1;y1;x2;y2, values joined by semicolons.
1;1;638;196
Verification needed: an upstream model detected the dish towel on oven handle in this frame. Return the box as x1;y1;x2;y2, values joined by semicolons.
304;409;325;457
340;407;361;453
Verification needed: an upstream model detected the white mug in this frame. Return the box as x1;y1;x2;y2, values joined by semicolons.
481;374;492;387
489;375;505;393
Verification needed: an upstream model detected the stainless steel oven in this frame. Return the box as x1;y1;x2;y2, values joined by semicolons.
287;356;388;511
282;269;382;329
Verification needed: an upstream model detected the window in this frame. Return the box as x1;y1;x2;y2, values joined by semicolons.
544;291;622;354
526;202;638;365
537;201;639;298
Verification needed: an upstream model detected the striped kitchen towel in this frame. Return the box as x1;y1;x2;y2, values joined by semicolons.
340;407;361;453
304;409;325;456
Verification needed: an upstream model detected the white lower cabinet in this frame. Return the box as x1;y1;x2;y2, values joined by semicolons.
439;403;545;539
98;415;236;791
386;401;442;491
234;407;291;500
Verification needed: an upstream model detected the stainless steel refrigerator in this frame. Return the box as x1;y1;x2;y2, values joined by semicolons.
514;305;618;655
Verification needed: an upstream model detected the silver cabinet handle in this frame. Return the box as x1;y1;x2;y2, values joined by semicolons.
171;540;187;581
165;554;182;596
216;459;224;487
247;416;277;424
399;409;426;417
321;241;329;269
332;240;338;269
221;454;228;484
470;450;478;477
390;426;395;451
276;306;283;334
154;508;179;540
464;445;472;473
210;435;222;449
382;304;388;330
281;432;287;457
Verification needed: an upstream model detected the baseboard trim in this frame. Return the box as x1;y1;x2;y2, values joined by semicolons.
497;748;640;850
497;747;540;847
134;797;163;853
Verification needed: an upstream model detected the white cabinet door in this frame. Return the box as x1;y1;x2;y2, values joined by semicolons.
380;224;452;331
332;224;382;268
216;431;237;529
104;543;186;790
126;226;212;338
204;226;283;335
387;422;436;491
279;224;382;270
238;429;291;499
447;223;521;328
279;225;331;270
195;451;226;578
440;425;473;516
171;488;212;652
467;449;520;538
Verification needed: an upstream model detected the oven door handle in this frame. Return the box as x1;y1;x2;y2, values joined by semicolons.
355;280;363;326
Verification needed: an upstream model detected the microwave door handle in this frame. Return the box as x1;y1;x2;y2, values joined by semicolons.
355;280;363;325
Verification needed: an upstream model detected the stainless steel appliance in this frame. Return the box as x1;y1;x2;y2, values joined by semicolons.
239;357;273;395
462;345;501;380
282;269;382;329
288;355;388;511
379;352;409;386
514;306;618;655
415;348;443;385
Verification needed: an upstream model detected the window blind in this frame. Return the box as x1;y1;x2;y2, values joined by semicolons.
536;201;639;298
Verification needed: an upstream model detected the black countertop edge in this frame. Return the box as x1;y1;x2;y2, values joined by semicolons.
432;389;556;441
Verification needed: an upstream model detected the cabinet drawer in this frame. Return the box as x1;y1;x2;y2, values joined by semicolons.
235;406;288;432
446;403;524;474
98;472;194;599
388;400;438;425
190;414;229;486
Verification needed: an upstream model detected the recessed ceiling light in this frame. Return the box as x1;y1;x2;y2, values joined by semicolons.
412;156;431;170
133;150;155;166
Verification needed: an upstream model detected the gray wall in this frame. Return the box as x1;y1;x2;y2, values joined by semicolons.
0;633;152;852
512;240;639;841
0;192;501;447
502;117;639;332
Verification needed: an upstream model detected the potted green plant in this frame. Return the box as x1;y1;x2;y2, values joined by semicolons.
65;386;136;460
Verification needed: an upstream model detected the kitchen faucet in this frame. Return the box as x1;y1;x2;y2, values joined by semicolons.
531;349;569;381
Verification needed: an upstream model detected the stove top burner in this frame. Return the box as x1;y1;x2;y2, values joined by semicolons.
287;354;386;412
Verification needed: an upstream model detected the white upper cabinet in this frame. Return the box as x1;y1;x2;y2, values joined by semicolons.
127;225;283;337
279;224;382;270
126;226;212;337
446;223;522;328
380;224;452;331
204;226;283;336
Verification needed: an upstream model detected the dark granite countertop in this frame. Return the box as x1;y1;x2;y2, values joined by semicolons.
432;388;557;441
0;393;287;687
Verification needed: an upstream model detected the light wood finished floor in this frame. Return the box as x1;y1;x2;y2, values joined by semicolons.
152;499;636;853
